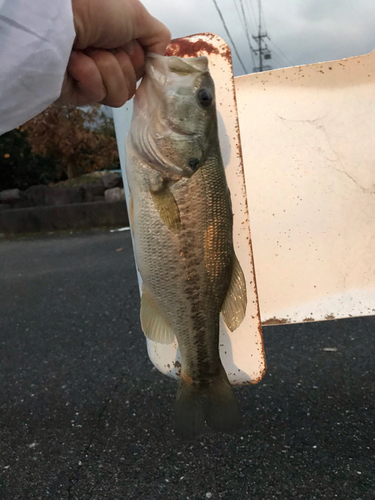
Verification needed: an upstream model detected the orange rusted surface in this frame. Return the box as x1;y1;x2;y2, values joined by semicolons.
166;34;233;67
262;317;291;326
166;33;220;57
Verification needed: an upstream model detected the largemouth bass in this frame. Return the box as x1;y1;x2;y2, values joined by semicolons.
126;53;247;438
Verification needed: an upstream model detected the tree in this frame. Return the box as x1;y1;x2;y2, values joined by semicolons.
22;105;119;179
0;128;59;191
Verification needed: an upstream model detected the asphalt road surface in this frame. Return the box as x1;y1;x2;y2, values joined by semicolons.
0;231;374;500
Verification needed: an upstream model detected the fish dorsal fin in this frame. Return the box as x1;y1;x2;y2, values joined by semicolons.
221;255;247;332
150;181;181;234
140;286;175;344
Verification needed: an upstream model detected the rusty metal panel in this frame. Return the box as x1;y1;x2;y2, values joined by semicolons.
114;34;265;385
235;52;375;325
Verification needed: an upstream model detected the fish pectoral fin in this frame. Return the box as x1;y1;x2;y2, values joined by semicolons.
140;287;175;344
221;255;247;331
150;184;181;234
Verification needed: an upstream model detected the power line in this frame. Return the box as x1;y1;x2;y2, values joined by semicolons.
270;53;287;69
268;40;295;68
239;0;256;68
270;49;291;69
247;0;294;70
234;0;255;69
252;0;272;72
246;0;258;35
234;0;246;32
211;0;249;74
259;0;267;32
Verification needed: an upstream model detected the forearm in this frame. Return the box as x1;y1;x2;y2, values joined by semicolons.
0;0;170;134
0;0;75;135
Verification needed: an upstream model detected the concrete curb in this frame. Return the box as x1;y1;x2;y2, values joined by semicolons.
0;201;129;235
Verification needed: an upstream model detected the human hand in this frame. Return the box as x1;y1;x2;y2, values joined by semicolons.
56;0;170;107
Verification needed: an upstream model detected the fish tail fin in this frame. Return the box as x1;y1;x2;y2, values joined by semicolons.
175;366;240;439
204;365;241;433
175;380;206;440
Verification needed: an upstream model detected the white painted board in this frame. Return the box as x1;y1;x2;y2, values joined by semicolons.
114;34;265;385
236;51;375;325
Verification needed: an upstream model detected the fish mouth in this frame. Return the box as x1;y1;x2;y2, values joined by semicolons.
146;52;209;79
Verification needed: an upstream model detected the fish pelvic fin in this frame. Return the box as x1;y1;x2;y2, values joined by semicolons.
221;254;247;332
140;286;175;344
175;366;241;439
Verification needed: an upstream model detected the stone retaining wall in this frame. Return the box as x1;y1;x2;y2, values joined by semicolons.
0;201;128;235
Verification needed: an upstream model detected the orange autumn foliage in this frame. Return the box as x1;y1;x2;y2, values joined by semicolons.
22;105;119;179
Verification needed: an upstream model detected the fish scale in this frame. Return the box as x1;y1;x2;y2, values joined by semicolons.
126;53;247;438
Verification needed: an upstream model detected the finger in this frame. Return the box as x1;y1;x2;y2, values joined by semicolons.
132;11;171;55
121;40;145;81
128;3;171;55
66;50;106;104
87;49;137;107
72;0;171;55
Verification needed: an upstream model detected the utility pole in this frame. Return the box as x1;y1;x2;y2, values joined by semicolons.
252;0;272;72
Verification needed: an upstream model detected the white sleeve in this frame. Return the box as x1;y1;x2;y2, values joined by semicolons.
0;0;76;135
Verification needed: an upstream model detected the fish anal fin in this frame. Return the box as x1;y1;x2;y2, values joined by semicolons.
140;287;175;344
221;254;247;332
150;182;181;234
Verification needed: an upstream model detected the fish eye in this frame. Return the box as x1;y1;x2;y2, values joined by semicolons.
197;88;213;108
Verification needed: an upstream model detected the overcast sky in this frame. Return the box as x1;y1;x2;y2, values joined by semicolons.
142;0;375;76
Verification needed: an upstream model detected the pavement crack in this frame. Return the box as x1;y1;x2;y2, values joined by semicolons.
66;379;122;499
